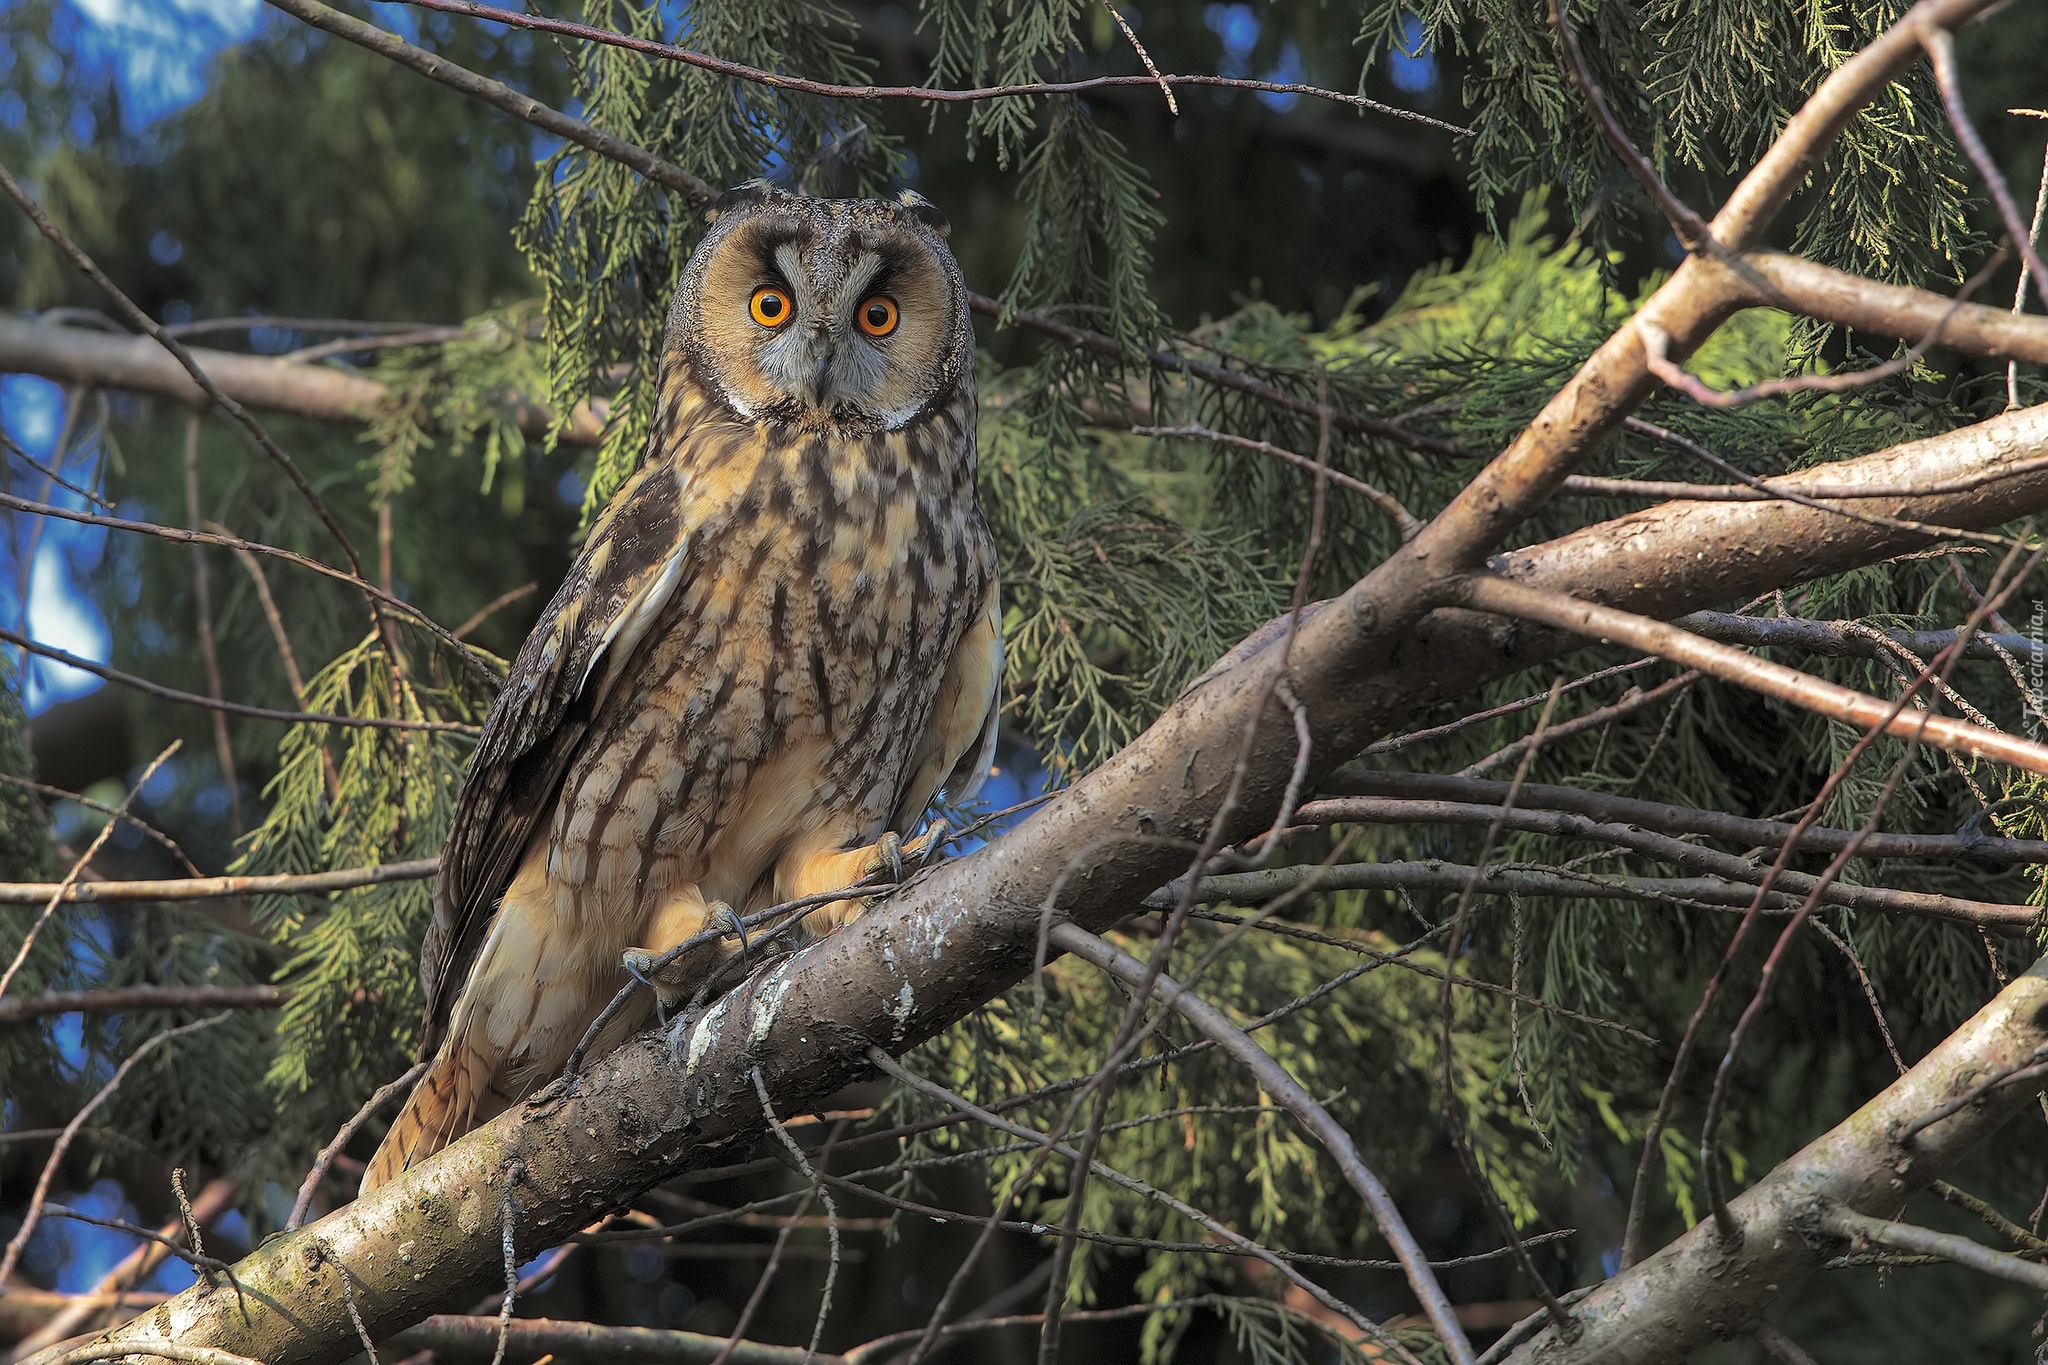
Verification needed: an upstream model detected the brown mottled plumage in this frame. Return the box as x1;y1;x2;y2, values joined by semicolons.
362;184;1000;1191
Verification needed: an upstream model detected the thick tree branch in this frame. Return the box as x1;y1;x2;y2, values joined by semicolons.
1736;252;2048;362
1500;958;2048;1362
0;315;604;444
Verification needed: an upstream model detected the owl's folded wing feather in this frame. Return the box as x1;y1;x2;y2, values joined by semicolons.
419;458;692;1059
891;576;1004;831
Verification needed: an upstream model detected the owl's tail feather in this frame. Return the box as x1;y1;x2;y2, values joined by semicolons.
360;1040;496;1195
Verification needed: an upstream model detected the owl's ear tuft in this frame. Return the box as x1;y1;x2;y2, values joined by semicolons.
895;189;951;238
709;180;777;224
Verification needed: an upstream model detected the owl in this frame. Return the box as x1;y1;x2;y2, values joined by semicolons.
361;183;1002;1192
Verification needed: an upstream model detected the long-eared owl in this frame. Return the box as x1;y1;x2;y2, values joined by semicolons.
363;182;1001;1191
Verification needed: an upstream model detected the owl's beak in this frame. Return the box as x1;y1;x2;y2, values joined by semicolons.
808;347;835;408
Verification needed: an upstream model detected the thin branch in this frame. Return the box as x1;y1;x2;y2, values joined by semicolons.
0;985;283;1026
2008;115;2048;408
1816;1203;2048;1291
0;1012;231;1294
1548;0;1714;250
1900;1047;2048;1139
1639;244;2005;406
452;582;537;640
278;324;474;363
1618;414;2020;551
34;1344;261;1365
0;743;179;1001
0;425;111;510
403;0;1469;134
1680;609;2048;664
1153;858;2033;929
0;772;202;876
0;627;478;733
0;857;438;906
862;1048;1410;1354
1048;924;1476;1365
1100;0;1175;114
1325;767;2048;865
1434;681;1580;1344
183;413;242;832
1923;32;2048;314
1461;669;1697;777
1363;659;1660;754
750;1073;839;1365
0;159;371;587
1132;423;1423;539
5;1176;237;1358
1455;575;2048;775
1283;794;2038;929
0;488;497;686
289;1062;429;1230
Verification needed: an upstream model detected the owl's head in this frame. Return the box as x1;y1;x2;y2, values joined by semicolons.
665;182;972;434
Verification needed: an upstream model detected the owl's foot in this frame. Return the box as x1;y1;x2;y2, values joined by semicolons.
623;900;741;1016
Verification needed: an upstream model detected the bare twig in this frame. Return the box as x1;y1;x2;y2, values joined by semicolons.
183;414;242;832
404;0;1468;133
751;1070;839;1365
864;1047;1413;1357
1326;766;2048;865
452;582;538;640
1923;33;2048;314
2008;118;2048;408
289;1062;430;1230
1435;681;1578;1343
0;856;439;905
1455;575;2048;774
1638;245;2004;407
1133;423;1423;539
1817;1203;2048;1290
0;489;495;683
5;1176;236;1357
0;772;202;876
0;985;283;1026
1048;925;1475;1364
1549;0;1714;250
0;158;371;588
0;1012;231;1294
1100;1;1175;113
0;742;179;1001
1461;670;1698;776
0;627;477;733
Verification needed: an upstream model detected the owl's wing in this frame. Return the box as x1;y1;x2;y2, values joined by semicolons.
419;457;692;1058
893;574;1004;830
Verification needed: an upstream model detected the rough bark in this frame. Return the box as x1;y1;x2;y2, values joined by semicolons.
72;400;2048;1365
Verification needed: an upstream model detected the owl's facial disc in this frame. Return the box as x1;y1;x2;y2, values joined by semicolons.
685;193;966;433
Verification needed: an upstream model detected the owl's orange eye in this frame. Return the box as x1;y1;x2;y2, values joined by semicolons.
856;295;899;338
750;286;793;328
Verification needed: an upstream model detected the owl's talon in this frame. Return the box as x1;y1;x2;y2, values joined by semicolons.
875;831;905;884
621;949;659;992
712;902;748;957
908;819;951;868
